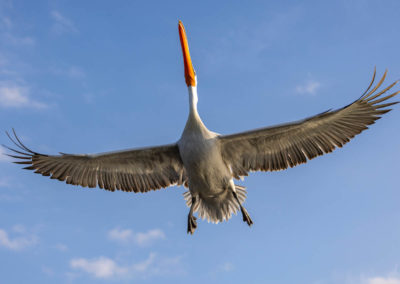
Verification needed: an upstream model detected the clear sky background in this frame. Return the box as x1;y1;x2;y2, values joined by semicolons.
0;0;400;283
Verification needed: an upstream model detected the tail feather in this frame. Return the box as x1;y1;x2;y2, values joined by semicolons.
183;185;247;223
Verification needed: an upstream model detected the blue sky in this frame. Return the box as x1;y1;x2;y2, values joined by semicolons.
1;0;400;283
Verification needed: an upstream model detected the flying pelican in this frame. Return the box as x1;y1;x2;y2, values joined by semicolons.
4;21;399;234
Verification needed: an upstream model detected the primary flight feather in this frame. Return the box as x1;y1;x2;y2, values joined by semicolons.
4;21;399;234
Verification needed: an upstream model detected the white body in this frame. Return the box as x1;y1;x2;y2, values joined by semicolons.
178;86;246;223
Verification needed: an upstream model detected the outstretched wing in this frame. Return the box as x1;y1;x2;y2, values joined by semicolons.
4;130;187;192
219;69;399;179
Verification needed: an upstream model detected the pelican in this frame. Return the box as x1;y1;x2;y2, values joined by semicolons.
4;21;399;234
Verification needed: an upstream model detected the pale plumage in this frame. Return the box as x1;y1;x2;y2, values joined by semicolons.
4;22;399;234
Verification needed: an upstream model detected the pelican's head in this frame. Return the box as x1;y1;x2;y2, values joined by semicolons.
178;21;196;87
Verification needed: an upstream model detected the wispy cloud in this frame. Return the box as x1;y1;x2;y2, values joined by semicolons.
50;11;78;35
53;243;68;252
108;228;165;246
0;81;47;108
0;146;11;162
3;33;35;46
295;80;321;95
0;14;45;112
70;253;184;279
367;277;400;284
0;16;35;47
344;272;400;284
202;7;303;72
12;224;26;233
0;50;27;80
0;225;38;250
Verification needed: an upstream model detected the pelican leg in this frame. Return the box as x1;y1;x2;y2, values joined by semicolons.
187;195;198;235
232;190;253;226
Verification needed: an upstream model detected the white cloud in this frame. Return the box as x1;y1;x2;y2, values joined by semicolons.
0;82;47;108
132;253;156;272
108;228;165;246
135;230;166;246
0;226;37;250
367;277;400;284
108;228;132;242
296;80;321;95
70;253;183;280
348;272;400;284
50;11;77;35
71;256;127;279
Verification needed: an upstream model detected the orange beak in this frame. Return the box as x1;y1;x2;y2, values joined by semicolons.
178;21;196;87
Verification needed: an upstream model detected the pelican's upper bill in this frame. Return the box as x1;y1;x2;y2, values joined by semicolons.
178;21;196;87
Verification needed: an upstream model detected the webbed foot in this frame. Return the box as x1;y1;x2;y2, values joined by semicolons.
241;206;253;226
187;215;197;235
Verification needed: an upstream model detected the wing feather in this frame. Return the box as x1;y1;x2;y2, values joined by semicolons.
5;131;187;193
219;70;399;178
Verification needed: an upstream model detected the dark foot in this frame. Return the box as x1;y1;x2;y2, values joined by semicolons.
241;207;253;226
187;215;197;235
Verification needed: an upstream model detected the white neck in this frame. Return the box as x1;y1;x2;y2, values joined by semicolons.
188;85;199;115
183;84;210;134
